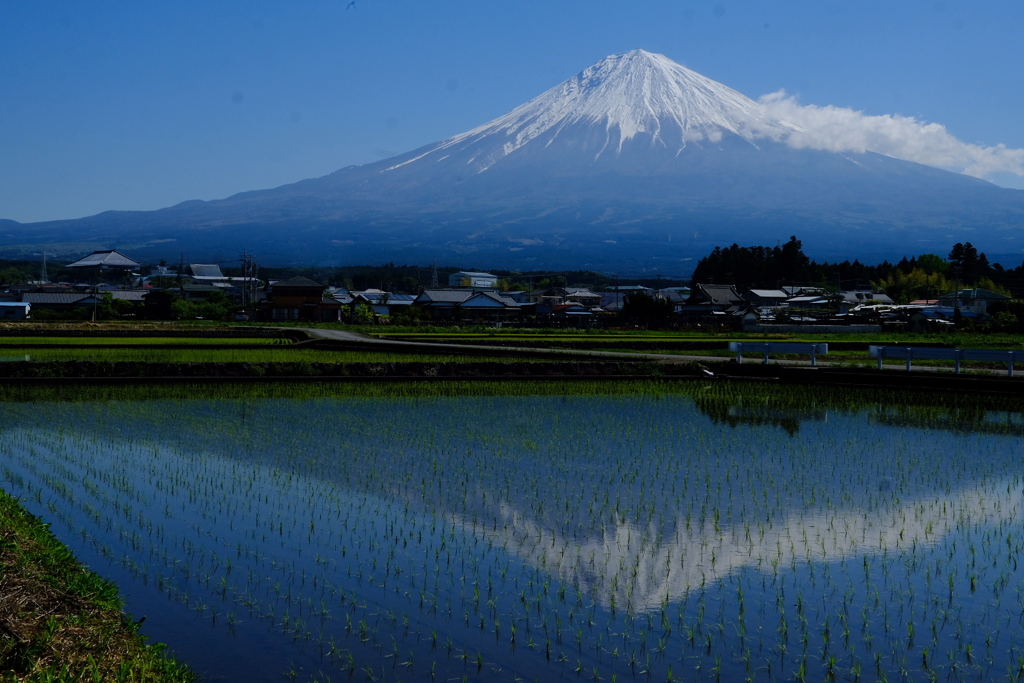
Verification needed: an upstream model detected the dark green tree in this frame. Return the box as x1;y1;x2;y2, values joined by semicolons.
622;291;674;328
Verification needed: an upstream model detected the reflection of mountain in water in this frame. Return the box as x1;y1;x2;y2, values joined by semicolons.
4;384;1024;616
451;482;1022;613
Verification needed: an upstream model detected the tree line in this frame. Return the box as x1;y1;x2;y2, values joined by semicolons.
689;236;1024;302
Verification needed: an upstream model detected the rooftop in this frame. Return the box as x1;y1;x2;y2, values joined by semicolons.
66;250;141;269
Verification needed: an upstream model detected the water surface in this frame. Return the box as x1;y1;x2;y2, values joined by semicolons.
2;382;1022;682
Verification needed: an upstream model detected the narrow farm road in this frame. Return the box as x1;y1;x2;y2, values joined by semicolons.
293;327;1022;377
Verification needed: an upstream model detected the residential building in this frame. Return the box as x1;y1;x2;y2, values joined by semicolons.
257;276;340;322
745;289;789;307
414;289;520;321
66;249;142;271
0;301;30;320
679;283;748;326
937;288;1009;318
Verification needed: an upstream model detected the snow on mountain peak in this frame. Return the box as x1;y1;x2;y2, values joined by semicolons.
387;50;794;173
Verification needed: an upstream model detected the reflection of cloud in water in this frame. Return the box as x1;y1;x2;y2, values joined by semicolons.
454;482;1022;613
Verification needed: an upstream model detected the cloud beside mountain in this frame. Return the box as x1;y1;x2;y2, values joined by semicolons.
758;91;1024;181
4;49;1024;269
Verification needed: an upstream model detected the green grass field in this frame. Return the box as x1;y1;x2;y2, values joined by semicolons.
0;336;292;346
0;347;515;363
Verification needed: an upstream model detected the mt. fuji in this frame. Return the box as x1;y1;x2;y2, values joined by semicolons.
387;50;793;169
4;49;1024;270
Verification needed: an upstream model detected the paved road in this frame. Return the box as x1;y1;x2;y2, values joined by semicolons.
295;328;1022;378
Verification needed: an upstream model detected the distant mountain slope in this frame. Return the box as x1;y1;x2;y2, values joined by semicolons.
3;50;1023;270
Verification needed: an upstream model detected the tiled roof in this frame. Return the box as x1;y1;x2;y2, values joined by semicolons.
270;276;324;289
21;293;91;305
417;289;475;304
108;290;148;302
188;264;224;278
467;291;519;307
693;284;743;306
66;250;141;268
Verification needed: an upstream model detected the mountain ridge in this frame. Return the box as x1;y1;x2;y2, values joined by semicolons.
2;50;1023;270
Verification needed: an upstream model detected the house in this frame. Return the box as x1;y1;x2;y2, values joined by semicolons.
414;289;520;321
837;290;894;313
687;284;744;306
181;284;228;302
257;276;340;322
547;303;603;328
745;289;790;307
456;291;520;320
653;289;690;312
66;249;142;271
187;264;226;281
605;285;652;294
679;284;749;326
0;301;30;320
781;286;825;297
447;271;499;289
327;288;355;306
937;288;1009;318
600;292;627;312
785;294;833;308
352;291;417;316
528;287;602;309
908;308;959;332
66;250;143;285
19;292;101;313
562;288;602;307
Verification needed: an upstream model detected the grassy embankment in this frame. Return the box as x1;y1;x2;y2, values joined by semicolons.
4;322;1023;373
372;328;1024;370
0;335;516;364
0;490;193;682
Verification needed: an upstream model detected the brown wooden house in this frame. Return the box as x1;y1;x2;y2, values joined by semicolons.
257;276;340;322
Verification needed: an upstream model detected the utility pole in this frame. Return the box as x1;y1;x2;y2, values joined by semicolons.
240;251;248;309
239;251;258;312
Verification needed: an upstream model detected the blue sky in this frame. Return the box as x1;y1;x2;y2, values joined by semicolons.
2;0;1023;223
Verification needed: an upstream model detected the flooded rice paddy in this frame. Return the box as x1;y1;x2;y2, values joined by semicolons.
2;381;1023;682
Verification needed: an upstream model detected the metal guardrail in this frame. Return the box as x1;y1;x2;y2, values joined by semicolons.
869;346;1024;376
728;342;828;366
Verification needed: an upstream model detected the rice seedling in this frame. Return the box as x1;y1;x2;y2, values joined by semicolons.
0;380;1022;681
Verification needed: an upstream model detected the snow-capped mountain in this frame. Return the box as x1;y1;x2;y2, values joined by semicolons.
3;50;1023;270
388;49;793;173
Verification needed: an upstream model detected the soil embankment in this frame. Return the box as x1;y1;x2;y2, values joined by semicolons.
0;490;193;681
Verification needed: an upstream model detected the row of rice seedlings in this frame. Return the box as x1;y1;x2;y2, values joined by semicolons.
2;382;1023;681
0;336;292;346
8;347;518;363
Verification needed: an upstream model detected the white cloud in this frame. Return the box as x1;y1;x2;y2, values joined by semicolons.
758;90;1024;181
